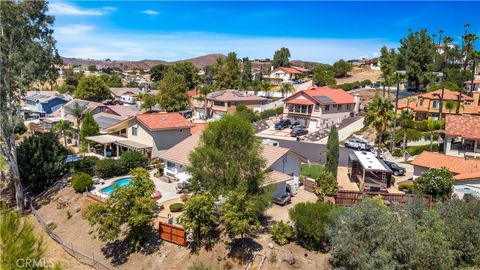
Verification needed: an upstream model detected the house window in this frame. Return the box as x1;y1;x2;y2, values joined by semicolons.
166;161;176;170
419;99;424;106
465;101;472;106
338;104;343;110
179;129;183;133
315;104;320;111
347;104;352;110
432;100;440;109
325;105;330;111
132;127;138;136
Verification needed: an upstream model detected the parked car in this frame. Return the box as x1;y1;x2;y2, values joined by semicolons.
290;121;305;129
273;193;291;206
384;161;406;176
344;137;370;150
290;127;308;137
274;119;291;130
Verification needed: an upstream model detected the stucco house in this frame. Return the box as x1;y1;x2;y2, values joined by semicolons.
23;91;71;116
412;151;480;198
281;86;360;130
110;87;142;105
85;112;194;159
159;133;306;197
444;114;480;158
397;89;480;120
50;99;139;131
191;89;270;119
269;66;307;83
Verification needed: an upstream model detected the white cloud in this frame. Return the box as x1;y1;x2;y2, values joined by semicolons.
49;2;116;16
55;24;94;36
141;10;159;16
53;27;397;63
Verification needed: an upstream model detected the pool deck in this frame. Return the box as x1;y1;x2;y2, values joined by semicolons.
90;170;181;203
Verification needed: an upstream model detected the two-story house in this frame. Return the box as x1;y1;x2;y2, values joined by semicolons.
282;86;360;130
191;89;270;119
269;66;308;84
444;114;480;158
23;91;71;116
160;133;306;197
84;112;194;159
397;89;480;120
110;87;142;105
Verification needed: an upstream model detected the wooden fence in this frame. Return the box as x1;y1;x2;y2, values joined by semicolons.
159;222;186;246
335;190;433;207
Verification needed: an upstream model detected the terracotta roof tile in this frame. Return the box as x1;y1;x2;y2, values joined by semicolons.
285;99;314;105
419;89;473;101
412;151;480;181
302;86;355;104
187;89;199;97
445;114;480;140
136;112;194;131
275;67;302;74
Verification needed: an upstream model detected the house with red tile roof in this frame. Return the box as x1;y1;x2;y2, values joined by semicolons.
270;66;307;83
85;112;194;159
444;114;480;158
397;89;480;120
281;86;360;130
412;151;480;198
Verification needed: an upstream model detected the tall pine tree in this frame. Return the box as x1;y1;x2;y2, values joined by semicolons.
325;125;339;176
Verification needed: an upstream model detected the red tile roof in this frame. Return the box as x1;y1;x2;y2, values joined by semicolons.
419;89;473;101
412;152;480;181
285;98;314;105
445;114;480;140
276;67;302;74
136;112;194;131
303;86;355;104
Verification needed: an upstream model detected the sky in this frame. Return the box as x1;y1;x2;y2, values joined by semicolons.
49;1;480;64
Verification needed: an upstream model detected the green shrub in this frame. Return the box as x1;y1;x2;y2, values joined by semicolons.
406;144;439;156
314;168;338;198
414;168;455;201
398;182;414;193
188;262;216;270
94;159;126;178
301;164;324;179
71;172;93;192
120;151;148;171
271;220;293;246
255;107;284;121
289;201;334;250
169;203;185;212
70;156;99;175
392;148;403;157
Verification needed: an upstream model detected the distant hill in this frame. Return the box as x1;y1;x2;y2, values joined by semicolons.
61;54;321;71
61;53;225;70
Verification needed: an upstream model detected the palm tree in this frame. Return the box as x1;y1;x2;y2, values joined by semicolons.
445;100;455;114
439;36;453;120
365;96;394;144
390;72;405;151
280;83;294;97
69;102;87;146
398;110;414;152
457;32;478;114
469;50;480;92
199;85;213;120
259;81;271;98
54;120;73;146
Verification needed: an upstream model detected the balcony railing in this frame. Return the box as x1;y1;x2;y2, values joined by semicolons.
287;105;312;115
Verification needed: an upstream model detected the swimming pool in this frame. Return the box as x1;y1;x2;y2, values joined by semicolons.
101;177;133;195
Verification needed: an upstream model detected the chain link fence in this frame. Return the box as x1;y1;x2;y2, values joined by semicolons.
30;202;112;270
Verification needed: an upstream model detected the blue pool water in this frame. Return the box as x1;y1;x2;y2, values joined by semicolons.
101;177;133;195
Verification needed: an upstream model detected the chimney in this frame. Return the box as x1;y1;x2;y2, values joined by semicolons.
354;94;361;115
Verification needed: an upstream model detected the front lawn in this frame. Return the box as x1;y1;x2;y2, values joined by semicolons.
301;164;324;179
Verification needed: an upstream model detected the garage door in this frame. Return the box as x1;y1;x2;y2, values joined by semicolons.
292;117;307;126
308;119;317;131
